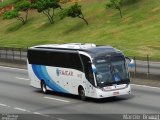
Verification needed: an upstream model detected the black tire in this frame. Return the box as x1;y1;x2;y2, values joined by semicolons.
41;81;48;94
79;87;86;101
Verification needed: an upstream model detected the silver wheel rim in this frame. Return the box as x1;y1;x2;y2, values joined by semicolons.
42;83;46;93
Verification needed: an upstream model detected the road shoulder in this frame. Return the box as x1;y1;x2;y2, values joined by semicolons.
0;60;27;69
131;78;160;88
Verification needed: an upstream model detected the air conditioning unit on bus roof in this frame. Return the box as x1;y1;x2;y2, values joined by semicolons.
60;43;96;49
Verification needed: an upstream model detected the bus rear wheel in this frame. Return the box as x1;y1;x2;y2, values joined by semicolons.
78;87;86;101
41;81;48;94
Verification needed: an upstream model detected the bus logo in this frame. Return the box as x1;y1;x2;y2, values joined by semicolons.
56;68;73;77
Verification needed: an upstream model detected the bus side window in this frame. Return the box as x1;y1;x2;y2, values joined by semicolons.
49;52;83;71
28;50;50;65
80;55;95;86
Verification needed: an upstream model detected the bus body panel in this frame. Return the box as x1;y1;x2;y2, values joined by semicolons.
28;63;97;97
27;43;131;99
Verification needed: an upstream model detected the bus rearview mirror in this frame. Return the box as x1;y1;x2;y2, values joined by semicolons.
125;57;135;68
129;59;135;68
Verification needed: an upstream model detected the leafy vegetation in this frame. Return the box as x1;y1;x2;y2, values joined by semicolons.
32;0;62;24
106;0;123;18
3;0;31;24
60;3;88;25
0;0;160;61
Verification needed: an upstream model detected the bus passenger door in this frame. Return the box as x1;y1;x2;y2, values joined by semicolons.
80;55;95;97
86;65;95;96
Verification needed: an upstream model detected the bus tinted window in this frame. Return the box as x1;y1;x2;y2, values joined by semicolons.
49;52;83;71
28;50;50;65
28;50;83;71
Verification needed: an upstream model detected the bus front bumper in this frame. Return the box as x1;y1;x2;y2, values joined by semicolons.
95;84;131;99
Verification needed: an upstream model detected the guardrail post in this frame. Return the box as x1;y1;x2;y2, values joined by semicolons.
0;48;1;58
20;48;21;60
147;55;150;74
5;47;7;59
12;48;14;61
134;56;136;78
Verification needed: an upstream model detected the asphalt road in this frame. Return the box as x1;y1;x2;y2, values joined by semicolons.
0;66;160;120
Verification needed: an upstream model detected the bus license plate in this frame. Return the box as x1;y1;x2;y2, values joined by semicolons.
113;91;119;96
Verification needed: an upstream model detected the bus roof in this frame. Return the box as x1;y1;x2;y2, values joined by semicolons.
29;43;123;57
31;43;96;49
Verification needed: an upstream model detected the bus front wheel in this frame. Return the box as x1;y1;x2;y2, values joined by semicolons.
78;87;86;101
41;81;48;94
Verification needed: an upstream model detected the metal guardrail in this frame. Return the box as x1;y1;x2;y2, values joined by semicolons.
0;47;27;61
129;56;160;76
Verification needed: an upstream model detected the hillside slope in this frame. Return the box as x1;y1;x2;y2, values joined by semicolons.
0;0;160;60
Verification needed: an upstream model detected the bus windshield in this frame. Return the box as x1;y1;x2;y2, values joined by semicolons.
94;56;130;87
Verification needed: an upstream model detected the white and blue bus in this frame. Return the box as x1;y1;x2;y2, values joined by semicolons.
27;43;133;100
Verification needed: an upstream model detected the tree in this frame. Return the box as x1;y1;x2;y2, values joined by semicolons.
60;3;88;25
106;0;123;18
33;0;62;24
3;0;31;24
3;10;19;19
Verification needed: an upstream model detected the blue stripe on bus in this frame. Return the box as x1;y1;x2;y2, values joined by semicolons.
32;64;69;93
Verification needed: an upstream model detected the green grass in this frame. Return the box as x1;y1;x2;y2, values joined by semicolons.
0;0;160;61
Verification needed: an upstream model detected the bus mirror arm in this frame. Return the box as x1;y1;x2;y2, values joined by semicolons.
91;64;97;74
125;57;131;61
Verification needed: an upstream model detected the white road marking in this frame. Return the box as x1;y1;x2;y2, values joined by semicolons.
15;77;30;81
57;118;66;120
33;112;41;115
131;84;160;90
0;66;27;71
0;103;10;107
44;97;70;103
33;112;49;117
14;107;30;112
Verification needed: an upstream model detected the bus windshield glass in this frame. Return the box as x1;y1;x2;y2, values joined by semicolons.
93;55;129;87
